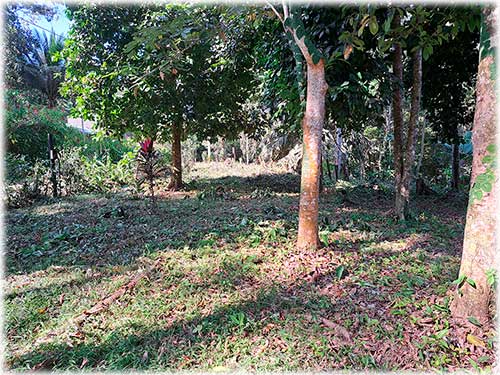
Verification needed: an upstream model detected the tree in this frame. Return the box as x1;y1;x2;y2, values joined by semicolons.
63;4;255;190
450;7;497;325
5;4;58;92
422;29;478;191
268;3;328;249
362;6;478;220
391;11;422;221
260;4;392;248
23;30;65;108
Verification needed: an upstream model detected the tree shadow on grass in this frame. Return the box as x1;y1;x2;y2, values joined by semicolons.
6;183;464;276
8;267;415;371
9;240;465;372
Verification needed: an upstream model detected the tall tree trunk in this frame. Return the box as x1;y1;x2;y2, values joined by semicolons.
451;139;460;190
297;60;328;249
379;106;391;172
270;5;328;250
336;127;342;179
415;116;426;178
415;116;427;196
168;123;183;190
400;47;423;217
392;13;405;220
451;8;497;324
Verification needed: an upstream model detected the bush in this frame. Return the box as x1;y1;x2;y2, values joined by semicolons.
81;151;137;192
4;155;51;208
6;89;85;162
5;147;138;208
6;89;135;164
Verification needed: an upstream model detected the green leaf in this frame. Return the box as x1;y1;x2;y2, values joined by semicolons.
435;328;448;339
383;18;391;33
452;274;466;287
467;316;482;327
486;269;497;287
423;49;429;61
486;144;496;154
369;16;378;35
482;155;494;164
312;52;322;65
335;265;345;279
319;232;329;245
466;278;477;288
295;25;306;39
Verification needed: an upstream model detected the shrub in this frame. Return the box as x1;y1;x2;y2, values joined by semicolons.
4;155;51;208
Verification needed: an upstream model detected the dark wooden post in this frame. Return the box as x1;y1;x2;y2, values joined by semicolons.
48;133;58;197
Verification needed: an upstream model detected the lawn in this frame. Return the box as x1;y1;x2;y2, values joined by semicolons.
4;162;495;371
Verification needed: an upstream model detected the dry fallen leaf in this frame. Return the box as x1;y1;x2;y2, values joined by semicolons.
321;317;352;344
467;334;486;347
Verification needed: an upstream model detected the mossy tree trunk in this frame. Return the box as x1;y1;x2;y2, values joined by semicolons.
450;8;497;324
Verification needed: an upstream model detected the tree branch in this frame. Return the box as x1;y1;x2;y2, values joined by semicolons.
266;2;284;24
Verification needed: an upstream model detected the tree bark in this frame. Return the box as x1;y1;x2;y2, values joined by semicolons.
451;139;460;190
400;47;422;218
269;5;328;250
415;116;426;179
168;123;183;190
379;106;391;172
336;127;342;179
297;59;328;249
392;13;405;220
450;8;497;324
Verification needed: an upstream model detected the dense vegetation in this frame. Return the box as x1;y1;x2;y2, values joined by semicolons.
3;2;497;372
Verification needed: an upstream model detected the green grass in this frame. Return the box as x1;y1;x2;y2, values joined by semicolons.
5;162;494;371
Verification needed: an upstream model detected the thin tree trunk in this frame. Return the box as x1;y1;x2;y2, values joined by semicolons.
392;13;405;220
168;123;183;190
400;48;422;218
336;127;342;179
415;116;427;196
297;59;328;249
358;134;366;182
379;106;391;171
450;8;497;324
326;154;333;182
451;139;460;190
416;116;426;178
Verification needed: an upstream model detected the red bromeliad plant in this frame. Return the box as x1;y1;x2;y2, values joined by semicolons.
136;138;168;201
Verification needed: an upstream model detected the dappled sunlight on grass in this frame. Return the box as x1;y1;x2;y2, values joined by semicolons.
5;162;492;371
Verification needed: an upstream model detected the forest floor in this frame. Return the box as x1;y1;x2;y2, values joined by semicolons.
5;162;496;371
